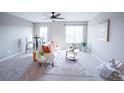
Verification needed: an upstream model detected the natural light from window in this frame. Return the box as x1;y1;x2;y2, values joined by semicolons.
65;25;84;43
40;26;48;42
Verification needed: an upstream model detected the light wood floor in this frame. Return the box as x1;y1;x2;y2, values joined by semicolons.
0;51;103;81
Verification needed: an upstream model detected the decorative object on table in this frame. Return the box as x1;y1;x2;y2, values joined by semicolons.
70;43;77;49
33;35;40;50
82;42;87;52
98;19;109;42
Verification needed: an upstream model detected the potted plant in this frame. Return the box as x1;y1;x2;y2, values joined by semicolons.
82;42;87;52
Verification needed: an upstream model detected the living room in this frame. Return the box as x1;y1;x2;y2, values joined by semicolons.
0;12;124;81
1;0;124;93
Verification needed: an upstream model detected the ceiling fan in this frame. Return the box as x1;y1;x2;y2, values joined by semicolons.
44;12;65;21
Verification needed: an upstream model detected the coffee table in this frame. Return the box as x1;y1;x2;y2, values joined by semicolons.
66;49;79;61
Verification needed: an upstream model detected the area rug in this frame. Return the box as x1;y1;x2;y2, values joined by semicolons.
45;66;93;77
45;51;94;77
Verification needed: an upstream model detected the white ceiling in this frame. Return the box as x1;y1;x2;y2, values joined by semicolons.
8;12;100;22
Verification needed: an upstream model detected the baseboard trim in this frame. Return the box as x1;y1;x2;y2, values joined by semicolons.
0;51;24;63
91;52;106;64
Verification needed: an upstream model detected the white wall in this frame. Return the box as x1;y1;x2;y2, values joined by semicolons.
88;12;124;62
0;13;33;60
34;21;88;50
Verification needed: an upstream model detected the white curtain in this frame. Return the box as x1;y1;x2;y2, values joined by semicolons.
65;25;84;43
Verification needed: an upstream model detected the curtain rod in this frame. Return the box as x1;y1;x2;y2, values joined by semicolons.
64;24;87;26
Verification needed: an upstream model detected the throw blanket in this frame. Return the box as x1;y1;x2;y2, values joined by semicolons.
97;63;122;80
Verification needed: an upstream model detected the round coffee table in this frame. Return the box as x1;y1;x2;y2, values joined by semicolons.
66;49;79;61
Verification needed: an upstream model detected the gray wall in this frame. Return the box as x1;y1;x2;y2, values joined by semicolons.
0;13;33;60
88;12;124;62
34;21;87;50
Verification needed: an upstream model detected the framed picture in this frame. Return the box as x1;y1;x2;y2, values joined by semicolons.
98;19;109;42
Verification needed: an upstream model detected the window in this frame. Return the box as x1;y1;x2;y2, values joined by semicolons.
40;26;48;42
65;25;84;43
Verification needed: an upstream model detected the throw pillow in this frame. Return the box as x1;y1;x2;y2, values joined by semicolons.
42;45;51;53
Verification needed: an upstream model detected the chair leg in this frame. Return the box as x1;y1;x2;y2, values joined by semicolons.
25;44;28;53
52;63;54;67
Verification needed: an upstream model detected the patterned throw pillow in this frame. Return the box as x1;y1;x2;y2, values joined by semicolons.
42;45;51;53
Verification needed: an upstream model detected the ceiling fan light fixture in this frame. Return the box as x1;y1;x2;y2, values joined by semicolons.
52;19;55;22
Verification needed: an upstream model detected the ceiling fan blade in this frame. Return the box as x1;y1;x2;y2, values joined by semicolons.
43;18;51;19
56;17;65;19
43;15;50;17
55;13;61;17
